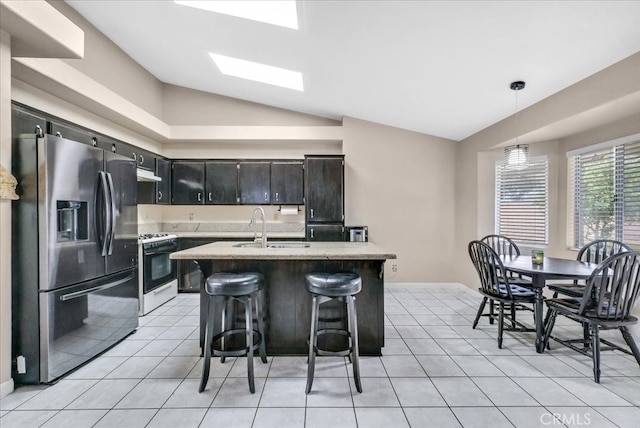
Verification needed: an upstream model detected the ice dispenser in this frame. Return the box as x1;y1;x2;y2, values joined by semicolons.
57;200;88;242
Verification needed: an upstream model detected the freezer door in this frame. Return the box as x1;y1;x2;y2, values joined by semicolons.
42;135;106;290
40;268;138;383
105;151;138;274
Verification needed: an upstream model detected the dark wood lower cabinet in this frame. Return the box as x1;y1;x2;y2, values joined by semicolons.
195;259;386;356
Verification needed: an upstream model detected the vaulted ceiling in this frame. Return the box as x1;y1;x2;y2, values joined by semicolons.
67;0;640;141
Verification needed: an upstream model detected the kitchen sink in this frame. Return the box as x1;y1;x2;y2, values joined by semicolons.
233;242;310;249
267;242;310;248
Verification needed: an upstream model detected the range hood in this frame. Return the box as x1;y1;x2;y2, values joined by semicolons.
136;168;162;182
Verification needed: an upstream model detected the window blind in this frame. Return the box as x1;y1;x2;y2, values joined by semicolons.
568;138;640;250
495;156;548;244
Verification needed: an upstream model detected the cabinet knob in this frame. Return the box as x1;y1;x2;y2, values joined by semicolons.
265;192;268;201
310;228;314;239
132;152;137;161
139;154;144;164
91;138;97;147
197;192;202;202
56;132;62;137
158;191;163;201
275;192;279;202
310;208;314;218
208;192;212;201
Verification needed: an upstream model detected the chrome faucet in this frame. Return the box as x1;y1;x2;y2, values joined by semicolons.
249;207;267;248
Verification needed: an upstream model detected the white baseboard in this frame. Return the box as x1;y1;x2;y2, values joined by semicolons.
0;378;14;399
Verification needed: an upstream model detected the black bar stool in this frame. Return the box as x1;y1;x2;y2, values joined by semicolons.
305;271;362;394
199;272;267;394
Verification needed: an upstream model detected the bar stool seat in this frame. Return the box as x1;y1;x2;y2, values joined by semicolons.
305;271;362;394
200;272;267;394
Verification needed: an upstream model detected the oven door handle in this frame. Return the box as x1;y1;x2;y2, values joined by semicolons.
60;274;134;301
143;244;178;257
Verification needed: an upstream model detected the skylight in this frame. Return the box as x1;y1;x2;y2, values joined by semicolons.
210;53;304;91
175;1;298;30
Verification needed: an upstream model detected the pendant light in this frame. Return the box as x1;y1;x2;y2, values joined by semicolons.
504;81;529;170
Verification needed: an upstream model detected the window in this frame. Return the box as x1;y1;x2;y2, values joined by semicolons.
568;134;640;250
495;156;549;244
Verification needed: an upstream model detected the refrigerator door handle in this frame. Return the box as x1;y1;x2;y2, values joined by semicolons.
59;273;135;301
105;172;116;255
97;171;111;256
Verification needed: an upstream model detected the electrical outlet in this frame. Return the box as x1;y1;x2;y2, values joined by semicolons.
391;264;398;273
189;212;195;221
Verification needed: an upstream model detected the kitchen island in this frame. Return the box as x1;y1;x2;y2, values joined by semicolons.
170;241;396;355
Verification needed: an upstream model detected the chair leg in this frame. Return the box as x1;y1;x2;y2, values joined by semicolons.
590;324;601;383
245;295;255;393
498;302;504;349
510;303;516;329
542;309;557;351
472;297;487;329
199;297;216;393
489;299;495;324
348;295;362;393
306;295;319;394
620;326;640;367
582;322;590;349
255;290;268;364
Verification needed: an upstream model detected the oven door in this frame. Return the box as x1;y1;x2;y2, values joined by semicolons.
142;240;178;294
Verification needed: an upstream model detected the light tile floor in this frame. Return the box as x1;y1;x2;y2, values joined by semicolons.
1;283;639;427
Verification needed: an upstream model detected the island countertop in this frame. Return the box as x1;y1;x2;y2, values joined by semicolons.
169;241;397;261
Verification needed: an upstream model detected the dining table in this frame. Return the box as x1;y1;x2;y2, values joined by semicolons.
500;254;599;353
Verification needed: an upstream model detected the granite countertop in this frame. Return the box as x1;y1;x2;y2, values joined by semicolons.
169;241;397;261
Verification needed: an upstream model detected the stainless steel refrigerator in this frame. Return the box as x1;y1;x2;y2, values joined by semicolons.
12;133;139;384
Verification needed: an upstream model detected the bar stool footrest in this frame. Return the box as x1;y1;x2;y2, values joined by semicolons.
312;328;353;357
212;329;263;358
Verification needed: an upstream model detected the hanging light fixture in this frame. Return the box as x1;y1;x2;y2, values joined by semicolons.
504;80;529;170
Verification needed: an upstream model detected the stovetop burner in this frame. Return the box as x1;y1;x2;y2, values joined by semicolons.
139;233;169;240
138;233;178;244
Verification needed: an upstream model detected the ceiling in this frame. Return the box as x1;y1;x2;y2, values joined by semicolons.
66;1;640;141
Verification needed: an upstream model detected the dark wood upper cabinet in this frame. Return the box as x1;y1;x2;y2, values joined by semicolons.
12;104;47;138
49;120;100;148
238;161;271;205
172;161;205;204
135;149;155;171
305;156;344;223
271;161;304;205
155;158;171;204
205;161;238;204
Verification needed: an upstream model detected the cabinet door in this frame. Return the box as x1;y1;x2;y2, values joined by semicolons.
305;156;344;222
271;161;304;205
238;161;271;205
136;149;155;171
205;161;238;204
155;158;171;204
49;120;99;147
12;104;47;138
99;134;137;159
172;161;205;204
306;224;345;241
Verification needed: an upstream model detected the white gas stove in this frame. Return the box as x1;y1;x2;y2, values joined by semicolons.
137;233;178;315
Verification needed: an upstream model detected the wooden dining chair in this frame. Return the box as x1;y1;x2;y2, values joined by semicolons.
545;239;631;349
542;250;640;383
479;235;533;326
468;240;536;348
548;239;631;298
